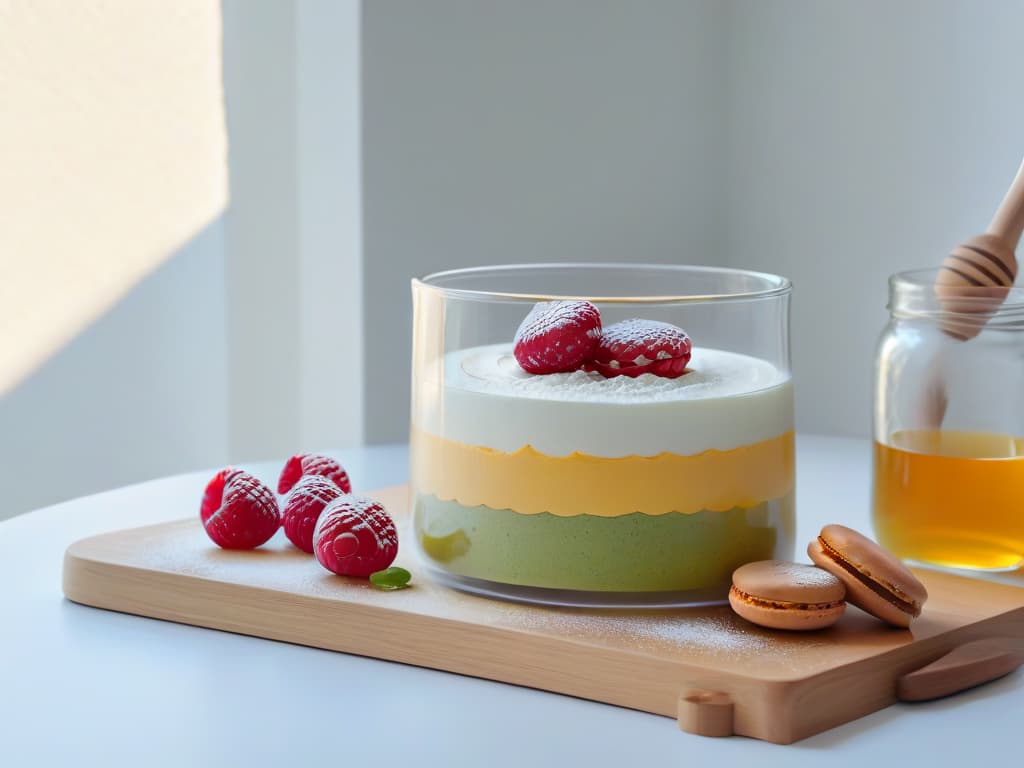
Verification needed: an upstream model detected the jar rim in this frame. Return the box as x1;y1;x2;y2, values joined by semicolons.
413;262;792;304
889;268;1024;330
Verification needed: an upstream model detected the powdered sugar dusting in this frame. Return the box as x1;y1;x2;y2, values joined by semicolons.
287;474;343;508
493;604;833;673
734;560;843;589
592;318;690;366
298;454;352;494
282;475;344;552
513;300;602;374
783;563;844;589
312;495;399;576
456;344;785;403
514;301;601;344
507;606;783;657
202;471;280;549
318;497;397;552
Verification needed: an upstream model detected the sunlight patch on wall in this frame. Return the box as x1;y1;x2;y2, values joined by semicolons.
0;0;228;395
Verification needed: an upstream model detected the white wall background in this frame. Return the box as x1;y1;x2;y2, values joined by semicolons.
362;0;725;443
722;0;1024;437
363;0;1024;443
222;0;364;462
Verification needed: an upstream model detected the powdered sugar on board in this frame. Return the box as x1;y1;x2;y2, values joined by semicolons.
513;606;773;652
499;604;830;667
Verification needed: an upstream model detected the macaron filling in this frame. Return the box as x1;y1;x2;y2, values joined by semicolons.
816;535;921;616
728;585;845;612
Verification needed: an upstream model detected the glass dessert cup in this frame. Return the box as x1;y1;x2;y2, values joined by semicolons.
410;263;795;607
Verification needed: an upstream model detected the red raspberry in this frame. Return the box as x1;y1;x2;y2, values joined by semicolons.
313;495;398;578
513;300;602;374
200;467;244;523
281;475;344;553
277;453;352;496
585;318;692;379
200;469;280;549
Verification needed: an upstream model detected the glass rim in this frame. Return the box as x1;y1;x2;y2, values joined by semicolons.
889;268;1024;331
412;262;792;304
890;268;1024;308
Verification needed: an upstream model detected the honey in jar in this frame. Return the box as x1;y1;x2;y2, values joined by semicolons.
874;269;1024;573
873;430;1024;571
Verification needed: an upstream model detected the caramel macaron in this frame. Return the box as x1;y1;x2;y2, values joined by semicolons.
729;560;847;631
808;524;928;628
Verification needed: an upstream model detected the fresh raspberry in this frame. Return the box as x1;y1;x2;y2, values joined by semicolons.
200;469;280;549
200;467;244;523
281;475;344;553
584;318;692;379
313;495;398;578
277;453;352;496
513;300;602;374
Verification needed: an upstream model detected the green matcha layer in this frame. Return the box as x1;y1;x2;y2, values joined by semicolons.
414;493;795;593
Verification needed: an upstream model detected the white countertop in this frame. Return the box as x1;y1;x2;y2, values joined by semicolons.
2;436;1021;766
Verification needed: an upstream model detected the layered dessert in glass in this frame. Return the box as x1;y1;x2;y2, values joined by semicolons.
410;264;795;606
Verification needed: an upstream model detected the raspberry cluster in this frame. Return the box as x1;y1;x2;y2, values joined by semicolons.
199;453;399;579
513;300;692;379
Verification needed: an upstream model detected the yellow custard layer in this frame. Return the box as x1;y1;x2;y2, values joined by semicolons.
411;428;795;518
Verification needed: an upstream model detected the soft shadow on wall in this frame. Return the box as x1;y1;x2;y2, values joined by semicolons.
0;0;229;520
0;221;231;520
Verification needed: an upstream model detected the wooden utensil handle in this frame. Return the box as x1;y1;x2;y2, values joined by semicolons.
897;638;1024;702
989;156;1024;251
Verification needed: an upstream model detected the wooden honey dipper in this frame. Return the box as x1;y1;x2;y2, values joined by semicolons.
934;156;1024;339
921;156;1024;428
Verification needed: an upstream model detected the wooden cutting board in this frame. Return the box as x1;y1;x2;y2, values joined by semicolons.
62;486;1024;744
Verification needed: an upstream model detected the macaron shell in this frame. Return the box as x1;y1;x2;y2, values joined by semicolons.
808;538;914;628
728;587;845;631
818;524;928;608
731;560;847;604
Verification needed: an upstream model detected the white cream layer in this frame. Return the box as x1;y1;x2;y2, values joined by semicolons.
413;343;793;458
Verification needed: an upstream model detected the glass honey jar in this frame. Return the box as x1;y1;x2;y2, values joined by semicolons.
873;268;1024;571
